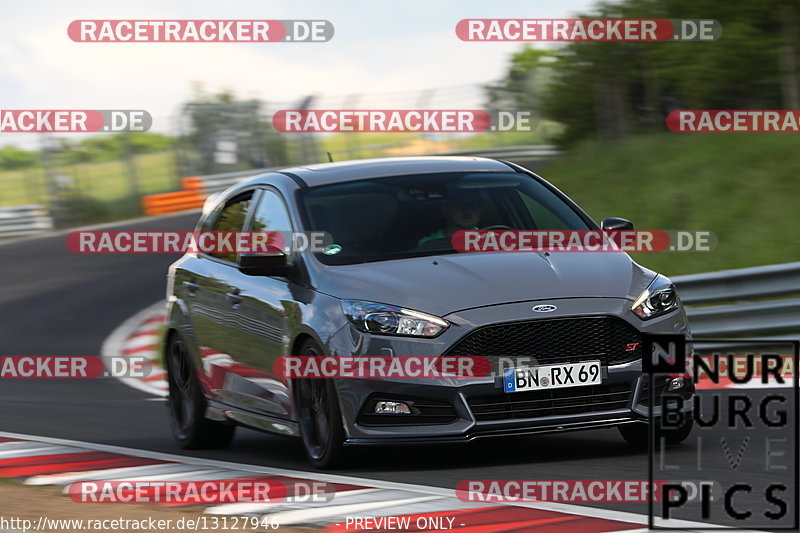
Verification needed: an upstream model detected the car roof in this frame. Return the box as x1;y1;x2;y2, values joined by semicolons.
263;156;515;188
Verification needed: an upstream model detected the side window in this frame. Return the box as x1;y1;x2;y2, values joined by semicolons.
208;195;252;262
249;189;293;243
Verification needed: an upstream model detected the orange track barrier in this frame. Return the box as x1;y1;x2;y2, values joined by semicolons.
142;177;206;215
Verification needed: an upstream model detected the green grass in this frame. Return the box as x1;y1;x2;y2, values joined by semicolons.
4;132;797;277
540;133;800;276
0;151;178;208
314;121;563;160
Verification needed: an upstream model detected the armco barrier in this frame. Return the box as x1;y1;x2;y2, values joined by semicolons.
674;262;800;345
437;144;562;160
142;170;269;215
141;177;206;215
0;205;53;238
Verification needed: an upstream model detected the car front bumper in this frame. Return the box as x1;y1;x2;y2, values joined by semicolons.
326;297;694;445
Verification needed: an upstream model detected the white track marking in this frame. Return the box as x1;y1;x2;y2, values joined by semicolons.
325;498;486;519
25;464;208;486
729;378;793;389
101;300;168;397
123;335;158;351
264;495;442;526
205;488;380;515
106;468;245;483
123;335;155;352
0;441;75;451
0;431;756;530
0;444;85;458
0;441;42;450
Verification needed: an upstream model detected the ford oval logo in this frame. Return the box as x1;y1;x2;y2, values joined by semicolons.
532;304;558;313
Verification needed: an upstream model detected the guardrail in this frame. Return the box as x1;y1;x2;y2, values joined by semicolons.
141;177;208;216
673;262;800;345
437;145;562;160
0;205;53;238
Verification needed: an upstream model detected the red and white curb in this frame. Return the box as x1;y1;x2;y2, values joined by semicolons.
101;301;168;397
0;432;739;532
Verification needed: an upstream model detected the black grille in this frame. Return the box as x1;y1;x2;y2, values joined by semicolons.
638;375;671;406
468;384;630;422
445;316;642;367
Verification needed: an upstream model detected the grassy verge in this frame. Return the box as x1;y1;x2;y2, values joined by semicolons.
0;151;178;208
315;123;562;159
539;133;800;276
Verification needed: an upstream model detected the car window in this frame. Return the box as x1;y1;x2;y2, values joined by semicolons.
208;194;252;262
249;190;293;233
248;189;294;254
299;171;590;265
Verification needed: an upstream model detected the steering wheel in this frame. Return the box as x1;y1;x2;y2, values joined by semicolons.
480;225;513;231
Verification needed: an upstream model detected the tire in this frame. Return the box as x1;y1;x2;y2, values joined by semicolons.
166;333;235;449
619;414;694;449
661;413;695;445
294;339;349;469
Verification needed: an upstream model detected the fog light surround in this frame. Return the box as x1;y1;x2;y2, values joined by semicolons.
667;377;684;391
374;401;412;415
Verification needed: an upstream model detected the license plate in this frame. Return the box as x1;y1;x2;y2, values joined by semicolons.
503;360;601;393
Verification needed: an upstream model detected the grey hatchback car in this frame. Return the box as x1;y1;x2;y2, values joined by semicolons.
164;156;694;468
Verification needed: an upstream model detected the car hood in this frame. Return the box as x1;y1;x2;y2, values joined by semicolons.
314;252;656;317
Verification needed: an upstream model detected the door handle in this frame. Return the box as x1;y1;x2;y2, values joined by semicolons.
183;281;199;296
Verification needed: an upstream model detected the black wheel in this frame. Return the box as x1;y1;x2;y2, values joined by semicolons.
619;416;694;449
166;333;235;449
661;413;695;445
295;340;349;469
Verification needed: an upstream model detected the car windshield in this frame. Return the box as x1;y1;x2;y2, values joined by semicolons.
299;171;592;265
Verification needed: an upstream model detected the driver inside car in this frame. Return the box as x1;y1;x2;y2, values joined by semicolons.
418;190;482;247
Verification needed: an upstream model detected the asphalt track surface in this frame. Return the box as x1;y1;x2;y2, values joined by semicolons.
0;209;796;529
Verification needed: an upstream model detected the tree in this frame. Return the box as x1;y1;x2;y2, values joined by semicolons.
493;0;800;144
178;89;288;176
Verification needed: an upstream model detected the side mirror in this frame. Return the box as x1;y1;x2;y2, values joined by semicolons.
601;217;634;231
239;250;290;277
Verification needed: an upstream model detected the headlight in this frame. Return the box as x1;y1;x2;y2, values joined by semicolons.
341;300;449;337
631;274;679;320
